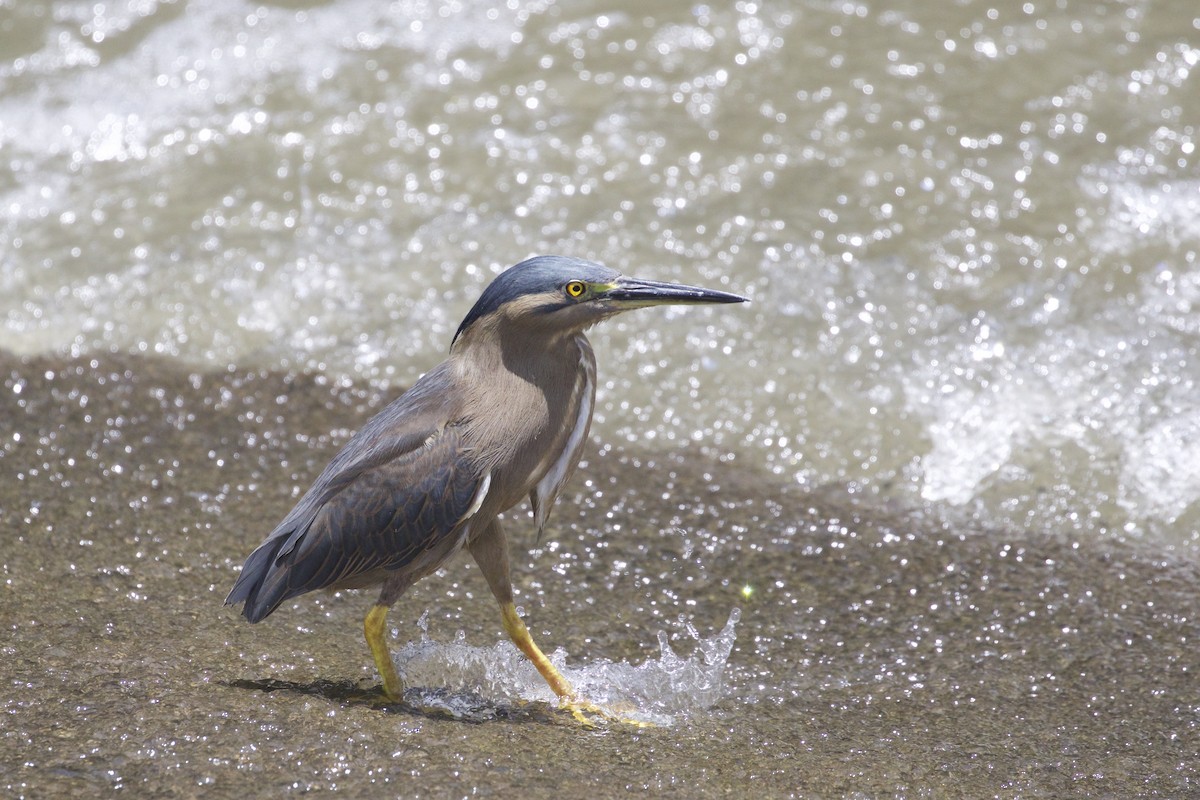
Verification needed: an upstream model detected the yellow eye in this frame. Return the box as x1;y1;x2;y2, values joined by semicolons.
565;280;587;298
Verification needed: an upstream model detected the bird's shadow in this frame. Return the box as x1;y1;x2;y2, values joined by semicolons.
223;677;570;725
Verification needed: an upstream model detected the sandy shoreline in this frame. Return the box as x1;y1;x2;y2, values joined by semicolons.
2;349;1196;797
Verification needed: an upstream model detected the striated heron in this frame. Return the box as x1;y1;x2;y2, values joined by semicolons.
226;255;747;717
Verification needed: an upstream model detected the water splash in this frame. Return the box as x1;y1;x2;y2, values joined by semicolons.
394;609;740;726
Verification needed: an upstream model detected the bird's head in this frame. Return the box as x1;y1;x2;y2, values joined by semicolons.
451;255;747;348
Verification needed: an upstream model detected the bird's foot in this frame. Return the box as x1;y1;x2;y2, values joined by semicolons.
558;697;657;728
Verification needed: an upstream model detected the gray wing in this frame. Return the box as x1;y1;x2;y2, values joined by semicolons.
227;363;488;622
529;336;596;539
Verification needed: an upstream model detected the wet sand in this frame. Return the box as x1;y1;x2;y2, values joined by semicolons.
2;349;1196;797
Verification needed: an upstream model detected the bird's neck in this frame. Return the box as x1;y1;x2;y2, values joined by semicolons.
451;328;592;491
453;321;586;383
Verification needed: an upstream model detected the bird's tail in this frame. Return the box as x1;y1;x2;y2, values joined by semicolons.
225;533;296;623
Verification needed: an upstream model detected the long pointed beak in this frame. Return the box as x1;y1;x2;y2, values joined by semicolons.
602;277;748;309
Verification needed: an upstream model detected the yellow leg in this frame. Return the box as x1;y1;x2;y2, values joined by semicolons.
500;601;576;698
500;603;645;727
470;521;624;725
364;604;404;700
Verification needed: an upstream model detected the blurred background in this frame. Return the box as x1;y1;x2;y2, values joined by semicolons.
2;0;1197;547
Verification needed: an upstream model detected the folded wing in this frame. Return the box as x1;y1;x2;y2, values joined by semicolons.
227;366;485;622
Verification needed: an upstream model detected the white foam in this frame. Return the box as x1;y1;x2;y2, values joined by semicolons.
394;609;740;726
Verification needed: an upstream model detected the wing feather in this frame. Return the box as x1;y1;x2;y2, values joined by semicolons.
529;336;596;539
227;364;488;622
